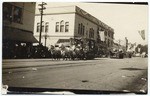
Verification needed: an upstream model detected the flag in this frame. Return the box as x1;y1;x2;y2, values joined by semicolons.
99;31;105;41
138;30;145;40
125;37;128;50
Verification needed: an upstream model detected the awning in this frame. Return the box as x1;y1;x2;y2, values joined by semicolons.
57;39;70;43
3;26;38;43
55;42;71;47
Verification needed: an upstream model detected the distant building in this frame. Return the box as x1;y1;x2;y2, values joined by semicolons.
3;2;37;59
34;5;114;49
113;40;126;52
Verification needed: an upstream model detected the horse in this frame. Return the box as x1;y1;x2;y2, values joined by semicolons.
61;46;72;60
49;45;61;60
141;52;146;58
74;46;85;60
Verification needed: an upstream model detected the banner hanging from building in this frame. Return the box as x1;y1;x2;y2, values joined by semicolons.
99;31;105;41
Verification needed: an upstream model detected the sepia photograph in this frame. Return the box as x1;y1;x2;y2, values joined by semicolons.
2;1;148;95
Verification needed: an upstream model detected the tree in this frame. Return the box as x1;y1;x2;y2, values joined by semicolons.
135;44;148;54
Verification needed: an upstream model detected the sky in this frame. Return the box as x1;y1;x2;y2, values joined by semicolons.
44;2;148;45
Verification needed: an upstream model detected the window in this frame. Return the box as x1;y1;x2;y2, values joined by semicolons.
105;38;107;44
92;30;94;38
42;22;44;32
60;20;64;32
108;39;110;47
3;3;12;21
55;22;59;32
37;23;40;32
13;6;23;23
55;21;69;33
78;23;85;35
3;3;23;23
78;24;80;34
65;22;69;32
89;28;94;38
45;22;49;33
111;33;113;38
108;32;110;37
105;31;107;36
83;26;85;35
81;23;83;35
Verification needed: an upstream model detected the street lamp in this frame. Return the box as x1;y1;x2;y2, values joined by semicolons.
38;2;47;45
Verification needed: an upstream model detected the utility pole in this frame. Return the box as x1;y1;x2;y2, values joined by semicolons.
38;2;47;45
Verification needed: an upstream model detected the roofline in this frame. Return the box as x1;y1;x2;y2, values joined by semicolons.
35;5;114;32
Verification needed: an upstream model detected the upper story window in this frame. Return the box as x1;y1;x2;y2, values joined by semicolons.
83;26;85;35
3;3;12;21
37;23;40;32
45;22;49;33
111;33;114;39
55;22;59;32
80;23;83;35
78;24;80;34
108;39;110;47
78;23;85;36
65;22;69;32
105;38;107;44
60;20;64;32
89;28;94;38
105;31;107;36
42;22;44;32
108;32;110;37
55;20;69;33
13;6;23;23
3;3;23;24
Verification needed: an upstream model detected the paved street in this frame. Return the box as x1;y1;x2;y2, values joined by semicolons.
2;57;148;93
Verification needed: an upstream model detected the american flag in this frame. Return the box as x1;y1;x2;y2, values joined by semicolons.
138;30;145;40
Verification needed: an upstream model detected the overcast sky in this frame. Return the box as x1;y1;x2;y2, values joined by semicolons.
44;2;148;45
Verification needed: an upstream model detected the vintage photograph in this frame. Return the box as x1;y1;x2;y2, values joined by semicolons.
2;2;148;94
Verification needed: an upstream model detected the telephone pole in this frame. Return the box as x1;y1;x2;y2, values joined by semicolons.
38;2;47;45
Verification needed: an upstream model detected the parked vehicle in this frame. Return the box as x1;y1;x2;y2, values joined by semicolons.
109;49;124;59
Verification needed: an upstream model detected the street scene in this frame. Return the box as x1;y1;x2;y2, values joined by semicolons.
2;2;148;95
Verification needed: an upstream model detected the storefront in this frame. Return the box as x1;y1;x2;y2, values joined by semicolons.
3;26;38;59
